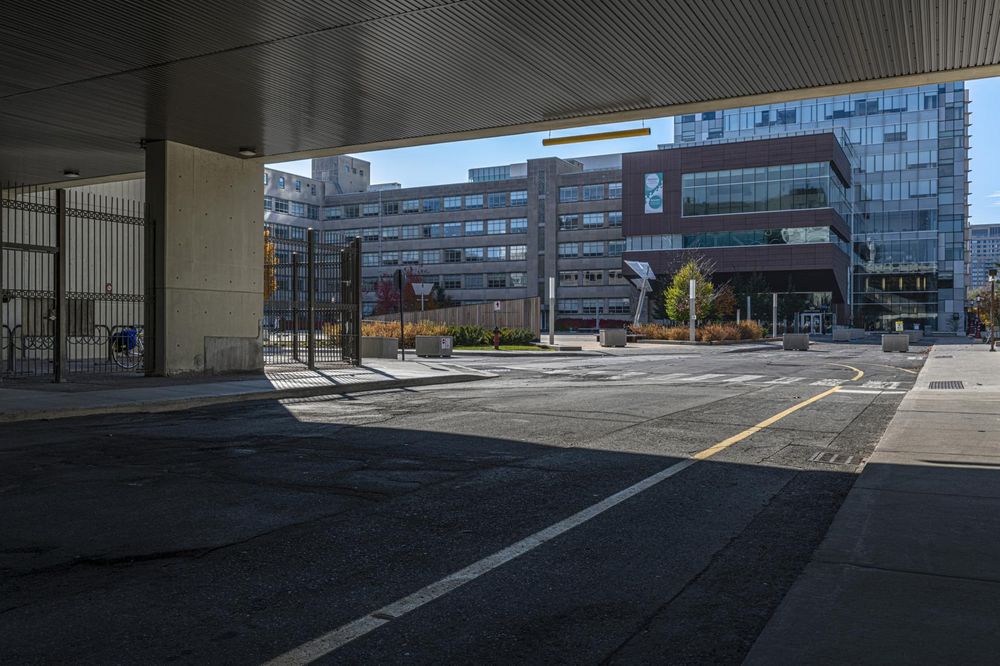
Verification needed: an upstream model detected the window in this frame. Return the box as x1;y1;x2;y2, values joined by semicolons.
608;211;622;227
264;196;273;211
401;225;420;239
582;184;604;201
444;196;462;210
422;224;441;238
444;222;462;237
343;204;360;218
510;272;527;287
609;182;622;199
583;270;603;284
362;228;379;242
559;186;578;203
558;242;578;258
465;220;484;236
381;226;399;240
264;172;269;185
608;240;625;257
510;190;528;207
487;219;507;235
583;241;604;257
443;275;462;289
289;226;305;241
582;299;602;314
487;273;507;288
401;250;419;265
465;194;484;209
508;244;527;260
362;202;379;216
559;214;579;231
488;192;507;208
464;273;484;289
274;199;289;214
289;202;306;216
278;176;285;189
422;198;441;213
510;217;528;233
608;269;626;285
560;271;579;286
422;250;442;264
487;246;507;261
557;299;580;314
607;298;630;314
362;253;379;267
402;199;420;214
307;205;319;220
310;184;317;196
464;247;484;262
444;249;463;263
382;201;399;216
294;180;302;192
381;251;399;265
583;212;604;228
326;206;344;220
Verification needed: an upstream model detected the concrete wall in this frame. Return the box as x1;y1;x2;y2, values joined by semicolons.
146;141;263;375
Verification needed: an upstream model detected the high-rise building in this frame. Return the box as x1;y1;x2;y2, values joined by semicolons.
672;82;970;333
970;223;1000;292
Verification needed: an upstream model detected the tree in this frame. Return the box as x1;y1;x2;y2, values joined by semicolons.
664;259;715;322
263;229;277;301
971;286;1000;329
372;268;443;315
712;282;737;319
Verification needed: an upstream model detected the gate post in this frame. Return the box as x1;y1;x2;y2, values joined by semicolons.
353;237;362;366
53;189;67;382
307;229;316;370
291;252;300;362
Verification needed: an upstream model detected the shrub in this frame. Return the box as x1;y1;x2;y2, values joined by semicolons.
446;325;489;346
362;320;447;348
699;323;739;342
499;327;535;345
736;320;764;340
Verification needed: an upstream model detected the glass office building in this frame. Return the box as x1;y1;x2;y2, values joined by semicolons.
673;82;970;332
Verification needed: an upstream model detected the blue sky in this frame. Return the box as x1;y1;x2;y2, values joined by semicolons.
272;78;1000;225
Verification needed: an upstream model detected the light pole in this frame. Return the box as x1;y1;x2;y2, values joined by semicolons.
990;269;997;352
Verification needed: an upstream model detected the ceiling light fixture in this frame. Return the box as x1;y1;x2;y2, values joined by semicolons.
238;147;258;157
542;127;651;146
63;169;80;178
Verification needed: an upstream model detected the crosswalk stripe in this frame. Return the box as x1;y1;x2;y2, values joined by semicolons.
679;374;726;382
652;373;690;381
721;374;765;383
765;377;804;384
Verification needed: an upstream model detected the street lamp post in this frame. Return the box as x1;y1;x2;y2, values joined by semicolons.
990;269;997;352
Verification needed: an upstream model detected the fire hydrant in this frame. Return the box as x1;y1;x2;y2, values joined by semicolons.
493;326;501;350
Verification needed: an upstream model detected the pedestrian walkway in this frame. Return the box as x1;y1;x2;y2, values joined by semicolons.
745;343;1000;664
0;361;490;423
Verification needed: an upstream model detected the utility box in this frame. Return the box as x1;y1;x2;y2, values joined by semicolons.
415;335;453;358
782;333;810;350
832;329;852;342
361;336;398;359
882;334;909;352
599;328;627;347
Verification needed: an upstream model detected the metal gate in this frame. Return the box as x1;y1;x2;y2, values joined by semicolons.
1;182;148;381
263;228;361;367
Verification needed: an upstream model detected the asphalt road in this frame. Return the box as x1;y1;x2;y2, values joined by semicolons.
0;341;924;664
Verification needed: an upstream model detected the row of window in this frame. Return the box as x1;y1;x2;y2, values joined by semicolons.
624;226;842;252
265;197;320;220
559;269;628;286
349;218;529;241
363;272;528;292
362;245;529;267
328;191;527;219
558;183;622;203
557;298;631;314
558;240;625;258
265;173;319;196
557;211;622;230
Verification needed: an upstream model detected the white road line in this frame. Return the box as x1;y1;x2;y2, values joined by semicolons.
720;374;765;383
650;373;690;381
765;377;804;385
678;373;725;382
838;389;907;395
811;379;847;387
263;458;700;665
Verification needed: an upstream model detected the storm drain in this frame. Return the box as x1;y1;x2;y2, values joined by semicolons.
809;452;860;465
929;381;964;390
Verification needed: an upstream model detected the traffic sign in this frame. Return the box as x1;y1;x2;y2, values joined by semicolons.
493;300;501;311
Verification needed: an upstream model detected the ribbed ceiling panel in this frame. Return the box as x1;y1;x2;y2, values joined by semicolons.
1;0;999;183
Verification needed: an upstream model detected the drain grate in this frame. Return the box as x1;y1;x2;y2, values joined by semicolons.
936;355;953;359
929;380;964;390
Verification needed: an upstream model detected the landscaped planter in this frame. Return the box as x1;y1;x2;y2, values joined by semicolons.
415;335;453;358
599;328;627;348
361;336;398;359
782;333;810;351
882;334;909;352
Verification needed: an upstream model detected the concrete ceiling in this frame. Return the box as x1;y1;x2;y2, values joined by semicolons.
3;0;1000;185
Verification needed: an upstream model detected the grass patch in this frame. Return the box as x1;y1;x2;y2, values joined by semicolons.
453;345;551;351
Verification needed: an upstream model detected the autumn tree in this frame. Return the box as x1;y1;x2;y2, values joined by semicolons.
664;259;715;322
263;229;277;301
372;268;442;314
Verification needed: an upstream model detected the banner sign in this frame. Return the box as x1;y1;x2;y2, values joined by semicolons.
644;172;663;214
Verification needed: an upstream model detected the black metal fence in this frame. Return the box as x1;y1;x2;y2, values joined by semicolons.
263;228;361;367
1;182;148;381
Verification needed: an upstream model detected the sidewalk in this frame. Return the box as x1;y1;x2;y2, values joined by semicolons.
746;343;1000;665
0;360;491;423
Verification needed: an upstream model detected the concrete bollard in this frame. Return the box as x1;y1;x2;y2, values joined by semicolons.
906;330;923;343
415;335;453;358
832;329;852;342
599;329;627;348
782;333;810;350
881;334;909;352
360;336;398;359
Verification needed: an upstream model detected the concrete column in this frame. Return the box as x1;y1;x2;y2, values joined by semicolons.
145;141;263;375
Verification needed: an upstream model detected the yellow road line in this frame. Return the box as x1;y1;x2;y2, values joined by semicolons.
826;363;864;381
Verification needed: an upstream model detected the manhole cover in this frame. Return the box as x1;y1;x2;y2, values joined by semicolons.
937;355;953;359
929;381;964;390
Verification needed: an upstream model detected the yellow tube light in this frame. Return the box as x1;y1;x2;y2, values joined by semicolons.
542;127;651;146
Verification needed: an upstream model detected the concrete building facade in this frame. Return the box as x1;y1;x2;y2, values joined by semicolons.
970;223;1000;292
671;82;971;333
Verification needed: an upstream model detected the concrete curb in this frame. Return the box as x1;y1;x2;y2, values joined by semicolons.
0;372;491;424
